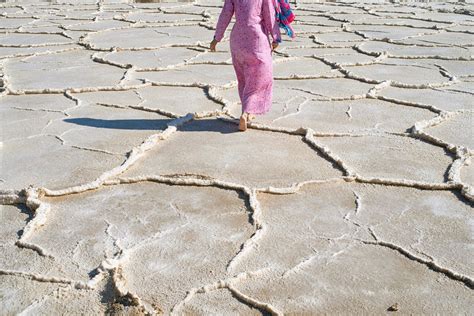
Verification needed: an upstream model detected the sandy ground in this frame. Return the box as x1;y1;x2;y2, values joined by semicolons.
1;0;473;314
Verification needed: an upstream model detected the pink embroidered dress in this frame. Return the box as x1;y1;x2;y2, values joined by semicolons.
214;0;281;115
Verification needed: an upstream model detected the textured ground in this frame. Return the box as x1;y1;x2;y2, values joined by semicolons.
1;0;473;315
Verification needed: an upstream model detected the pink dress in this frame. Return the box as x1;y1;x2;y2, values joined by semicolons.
214;0;281;115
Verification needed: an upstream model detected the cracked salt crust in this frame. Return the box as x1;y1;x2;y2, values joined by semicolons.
5;50;125;91
291;24;341;35
229;98;437;134
403;31;474;46
86;25;214;50
131;63;237;86
279;77;375;99
350;24;442;41
137;85;224;115
272;57;336;78
66;19;130;31
232;182;474;313
380;85;473;111
319;51;379;65
49;104;172;154
425;111;474;149
0;44;80;59
1;135;124;190
313;31;366;44
1;107;65;142
1;0;473;314
318;134;455;183
121;119;343;188
443;80;474;94
358;41;473;59
0;32;73;46
99;46;200;69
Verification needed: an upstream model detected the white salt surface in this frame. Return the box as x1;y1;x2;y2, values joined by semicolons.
0;0;473;314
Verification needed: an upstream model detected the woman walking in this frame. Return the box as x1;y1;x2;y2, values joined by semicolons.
210;0;281;131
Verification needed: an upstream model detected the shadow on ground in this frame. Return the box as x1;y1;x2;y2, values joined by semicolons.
64;117;238;134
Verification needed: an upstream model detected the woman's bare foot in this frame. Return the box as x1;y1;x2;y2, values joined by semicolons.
239;113;248;131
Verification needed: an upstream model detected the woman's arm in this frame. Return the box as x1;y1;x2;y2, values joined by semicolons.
262;0;281;44
214;0;234;42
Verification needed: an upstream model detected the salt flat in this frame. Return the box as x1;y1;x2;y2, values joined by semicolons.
0;0;473;314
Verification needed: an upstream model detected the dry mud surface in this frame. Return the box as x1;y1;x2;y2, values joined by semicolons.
1;0;473;315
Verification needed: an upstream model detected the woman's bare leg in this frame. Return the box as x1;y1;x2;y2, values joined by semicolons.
239;112;248;131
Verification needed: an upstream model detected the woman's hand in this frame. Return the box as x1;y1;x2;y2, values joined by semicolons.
271;41;279;52
210;39;218;52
